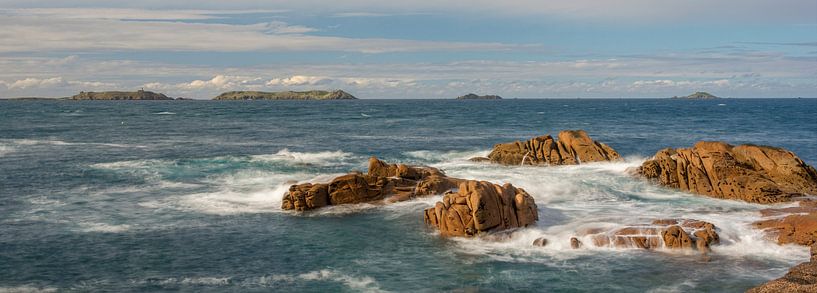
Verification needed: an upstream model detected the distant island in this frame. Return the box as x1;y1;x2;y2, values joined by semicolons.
71;90;173;100
671;92;720;100
456;93;503;100
213;90;357;100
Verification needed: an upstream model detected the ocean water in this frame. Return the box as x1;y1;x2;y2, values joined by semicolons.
0;98;815;292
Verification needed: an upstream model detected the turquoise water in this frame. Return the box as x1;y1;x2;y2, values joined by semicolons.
1;99;815;292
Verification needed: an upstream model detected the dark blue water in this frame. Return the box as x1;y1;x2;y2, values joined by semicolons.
1;99;815;292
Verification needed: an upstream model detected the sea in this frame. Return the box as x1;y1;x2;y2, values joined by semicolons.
1;98;815;292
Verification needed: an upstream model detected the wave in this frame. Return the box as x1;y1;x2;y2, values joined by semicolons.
135;270;385;292
392;150;809;266
0;144;15;156
153;111;177;115
0;286;59;293
0;138;145;149
250;149;355;166
78;222;132;233
403;149;489;163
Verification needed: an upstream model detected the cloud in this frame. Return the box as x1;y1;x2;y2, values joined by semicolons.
5;77;64;89
1;76;117;92
266;75;332;86
2;0;811;24
144;75;262;90
0;8;526;54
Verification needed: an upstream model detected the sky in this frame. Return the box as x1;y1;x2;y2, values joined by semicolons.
0;0;815;99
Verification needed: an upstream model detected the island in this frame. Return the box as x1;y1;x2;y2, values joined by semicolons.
671;91;720;100
71;90;173;100
456;93;503;100
213;90;357;100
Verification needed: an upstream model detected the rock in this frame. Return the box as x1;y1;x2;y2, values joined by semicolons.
480;130;620;166
570;237;582;249
281;157;461;211
423;180;539;237
748;244;817;293
754;200;817;246
468;157;491;163
70;90;173;100
576;219;719;252
456;93;503;100
213;90;357;100
671;91;720;100
532;237;548;247
637;141;817;204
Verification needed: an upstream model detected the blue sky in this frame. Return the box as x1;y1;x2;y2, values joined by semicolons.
0;0;815;98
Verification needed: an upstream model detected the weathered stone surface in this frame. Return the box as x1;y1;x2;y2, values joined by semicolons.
423;180;538;237
281;157;462;211
754;200;817;246
576;219;719;252
749;244;817;293
481;130;620;166
637;141;817;204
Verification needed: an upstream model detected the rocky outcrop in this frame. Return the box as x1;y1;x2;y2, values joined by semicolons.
748;244;817;293
423;180;538;237
474;130;620;166
671;91;720;100
281;157;462;211
637;141;817;204
456;93;502;100
754;200;817;246
213;90;357;100
573;219;719;253
70;90;173;100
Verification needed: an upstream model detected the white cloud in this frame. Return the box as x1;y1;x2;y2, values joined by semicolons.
146;75;262;90
266;75;332;86
5;77;64;89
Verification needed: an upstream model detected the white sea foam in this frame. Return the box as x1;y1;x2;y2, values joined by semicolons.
0;286;58;293
404;149;489;163
153;111;177;115
402;151;809;265
0;144;14;156
256;269;387;292
136;270;385;292
78;222;132;233
0;138;145;149
172;172;341;215
251;149;355;166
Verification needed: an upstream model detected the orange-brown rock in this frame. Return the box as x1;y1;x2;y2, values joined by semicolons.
423;180;539;237
480;130;620;166
754;200;817;246
637;141;817;204
748;244;817;293
281;157;463;211
577;219;719;252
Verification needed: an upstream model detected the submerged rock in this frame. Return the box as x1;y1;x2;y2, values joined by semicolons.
478;130;620;166
748;244;817;293
636;141;817;203
423;180;538;237
281;157;462;211
575;219;719;253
